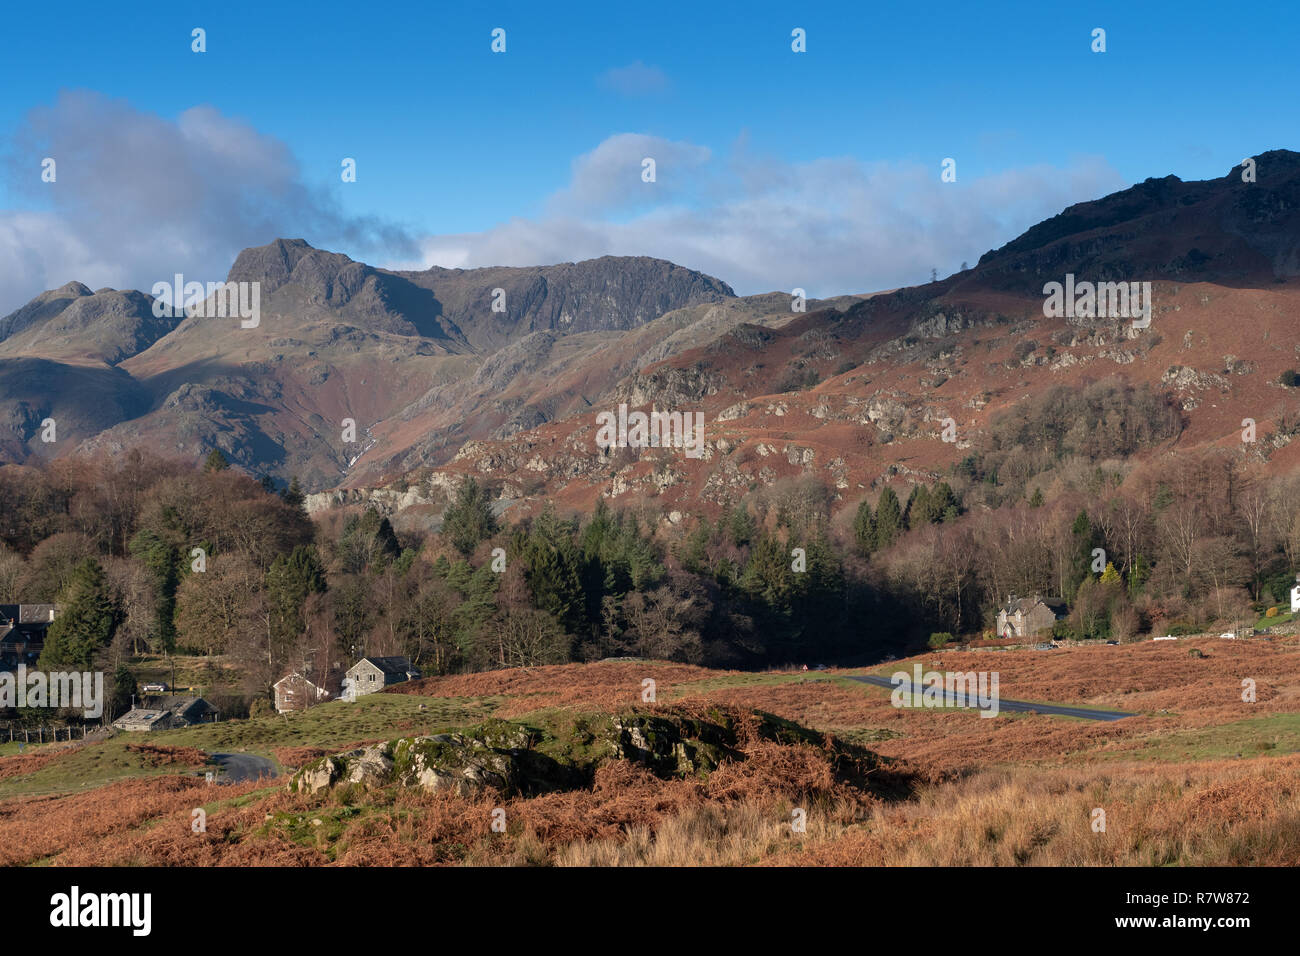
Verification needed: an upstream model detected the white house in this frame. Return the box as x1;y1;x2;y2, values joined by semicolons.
343;656;422;699
1290;574;1300;614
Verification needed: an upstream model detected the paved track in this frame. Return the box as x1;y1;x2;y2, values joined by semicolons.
846;674;1136;721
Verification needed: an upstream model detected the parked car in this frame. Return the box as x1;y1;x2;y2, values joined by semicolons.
142;682;168;693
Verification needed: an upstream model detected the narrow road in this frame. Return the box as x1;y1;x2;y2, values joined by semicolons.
209;753;278;783
846;674;1135;722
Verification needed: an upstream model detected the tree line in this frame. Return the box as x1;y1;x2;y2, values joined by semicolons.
2;373;1298;715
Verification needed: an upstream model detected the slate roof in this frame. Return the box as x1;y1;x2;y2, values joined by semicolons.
1001;596;1049;615
354;656;419;678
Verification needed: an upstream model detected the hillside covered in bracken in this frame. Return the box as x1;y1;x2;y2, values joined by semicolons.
3;153;1300;692
2;648;1297;867
399;150;1300;519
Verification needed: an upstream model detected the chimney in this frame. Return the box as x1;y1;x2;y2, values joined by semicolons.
48;608;55;622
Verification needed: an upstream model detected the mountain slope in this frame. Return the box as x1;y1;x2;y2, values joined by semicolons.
0;241;735;486
379;151;1300;522
5;151;1299;499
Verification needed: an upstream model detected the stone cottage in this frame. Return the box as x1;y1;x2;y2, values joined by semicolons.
343;656;422;699
995;594;1058;639
112;696;219;731
274;669;344;713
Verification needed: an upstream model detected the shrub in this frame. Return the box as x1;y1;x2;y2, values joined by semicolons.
1189;648;1205;659
249;698;274;718
928;632;954;649
1052;620;1080;641
1280;370;1300;388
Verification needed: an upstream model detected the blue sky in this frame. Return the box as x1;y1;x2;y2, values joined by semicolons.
1;0;1296;313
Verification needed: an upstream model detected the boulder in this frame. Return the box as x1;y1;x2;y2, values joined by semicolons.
290;755;343;795
342;743;395;787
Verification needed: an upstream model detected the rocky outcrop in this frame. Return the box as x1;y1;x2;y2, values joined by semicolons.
1162;365;1230;391
285;707;885;799
288;721;541;797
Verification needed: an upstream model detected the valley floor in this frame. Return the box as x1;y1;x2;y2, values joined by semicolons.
3;635;1298;866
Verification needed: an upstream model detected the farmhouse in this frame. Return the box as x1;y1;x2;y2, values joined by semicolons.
0;604;57;669
995;594;1059;639
274;669;343;713
112;696;219;732
344;656;421;699
1291;574;1300;614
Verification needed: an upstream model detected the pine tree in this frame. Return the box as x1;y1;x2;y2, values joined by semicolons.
521;508;585;633
931;482;960;522
203;448;230;472
265;545;327;654
797;532;846;627
905;484;936;528
1067;510;1101;605
740;532;793;608
281;476;305;510
903;485;923;529
727;506;756;547
853;500;875;557
442;478;498;556
452;561;500;668
874;487;903;550
128;527;180;653
38;558;117;671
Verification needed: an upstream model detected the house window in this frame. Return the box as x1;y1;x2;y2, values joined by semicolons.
368;674;375;682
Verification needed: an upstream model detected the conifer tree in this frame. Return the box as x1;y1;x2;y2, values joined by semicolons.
442;478;498;556
874;487;903;550
203;448;230;472
853;499;875;556
38;558;117;671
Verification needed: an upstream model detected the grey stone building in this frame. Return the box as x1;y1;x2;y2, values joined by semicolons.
995;594;1058;639
112;696;219;731
343;657;422;699
274;670;343;713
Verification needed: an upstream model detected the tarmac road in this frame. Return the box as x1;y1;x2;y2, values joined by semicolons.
208;752;278;782
846;674;1136;721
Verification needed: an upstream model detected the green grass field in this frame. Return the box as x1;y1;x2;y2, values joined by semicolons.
0;692;502;798
1088;712;1300;763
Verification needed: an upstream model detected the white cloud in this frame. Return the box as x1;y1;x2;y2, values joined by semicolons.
400;135;1128;298
0;90;415;316
0;97;1129;314
547;133;712;216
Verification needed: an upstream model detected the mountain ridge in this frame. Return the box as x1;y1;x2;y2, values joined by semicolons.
0;245;738;485
4;150;1298;505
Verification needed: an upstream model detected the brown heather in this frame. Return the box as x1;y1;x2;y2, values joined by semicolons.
123;742;209;767
3;641;1298;866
